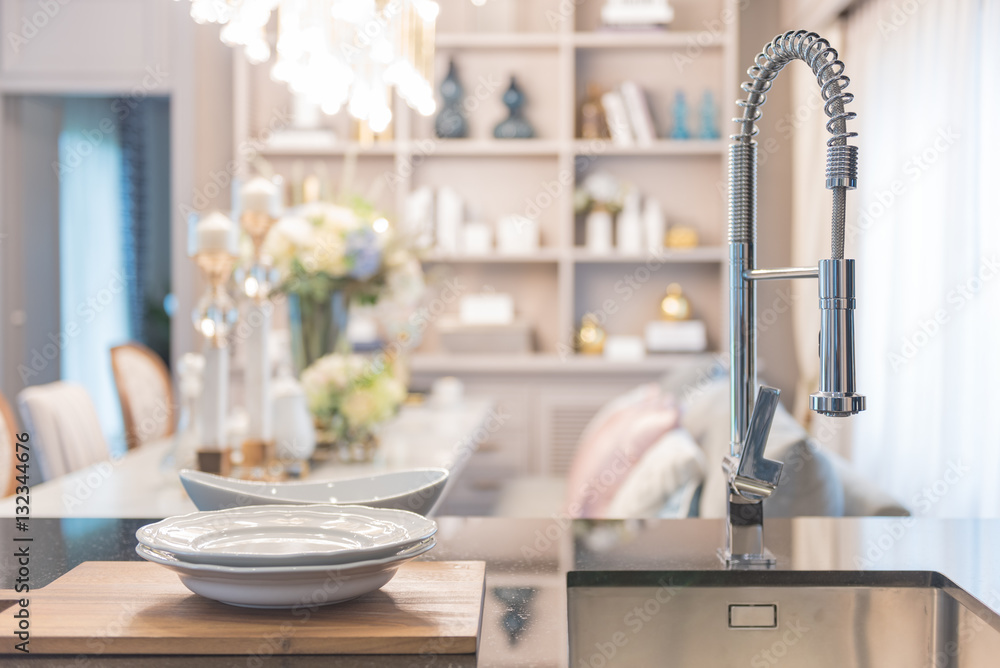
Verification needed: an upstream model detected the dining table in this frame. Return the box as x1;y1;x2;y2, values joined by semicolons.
0;398;495;519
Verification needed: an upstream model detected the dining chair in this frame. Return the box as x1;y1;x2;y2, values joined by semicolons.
17;381;110;483
110;342;174;450
0;392;19;497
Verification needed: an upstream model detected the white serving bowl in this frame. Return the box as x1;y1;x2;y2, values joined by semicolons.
179;468;449;516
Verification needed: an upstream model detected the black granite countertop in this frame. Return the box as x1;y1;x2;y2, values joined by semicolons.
2;516;1000;667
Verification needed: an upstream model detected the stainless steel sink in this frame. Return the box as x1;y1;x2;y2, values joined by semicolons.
568;571;1000;667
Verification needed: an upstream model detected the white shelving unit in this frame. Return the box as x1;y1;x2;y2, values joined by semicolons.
231;0;739;497
233;0;737;367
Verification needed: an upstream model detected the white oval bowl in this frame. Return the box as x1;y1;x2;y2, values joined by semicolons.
179;468;449;516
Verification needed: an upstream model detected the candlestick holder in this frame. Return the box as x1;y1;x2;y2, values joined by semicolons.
239;209;277;301
193;251;239;347
192;248;238;476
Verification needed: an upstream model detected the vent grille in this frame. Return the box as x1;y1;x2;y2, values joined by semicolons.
546;405;601;474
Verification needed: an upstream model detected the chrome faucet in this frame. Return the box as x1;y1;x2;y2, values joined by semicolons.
723;31;866;567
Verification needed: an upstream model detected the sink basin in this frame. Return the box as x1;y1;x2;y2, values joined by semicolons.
568;570;1000;667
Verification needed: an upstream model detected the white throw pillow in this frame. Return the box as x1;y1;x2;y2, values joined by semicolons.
604;428;706;518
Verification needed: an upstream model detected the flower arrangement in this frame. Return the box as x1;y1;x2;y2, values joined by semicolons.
300;353;408;446
260;196;425;373
263;197;423;305
573;170;627;216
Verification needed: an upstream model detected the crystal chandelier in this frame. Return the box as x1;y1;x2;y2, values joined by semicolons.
184;0;439;133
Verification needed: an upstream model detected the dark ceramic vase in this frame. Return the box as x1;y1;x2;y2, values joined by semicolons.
493;76;534;139
435;59;468;139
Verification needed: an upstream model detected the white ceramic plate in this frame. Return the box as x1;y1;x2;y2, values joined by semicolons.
135;539;435;608
179;468;449;516
136;504;437;567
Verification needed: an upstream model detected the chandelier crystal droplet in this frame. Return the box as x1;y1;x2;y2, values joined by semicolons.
184;0;439;133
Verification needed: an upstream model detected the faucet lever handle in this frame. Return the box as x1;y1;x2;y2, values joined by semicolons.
733;386;784;499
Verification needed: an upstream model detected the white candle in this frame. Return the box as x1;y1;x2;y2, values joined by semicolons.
436;187;463;253
241;176;278;216
244;303;272;442
201;343;229;449
197;211;235;254
643;197;665;252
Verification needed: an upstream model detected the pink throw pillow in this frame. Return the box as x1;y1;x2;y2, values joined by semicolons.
565;386;680;517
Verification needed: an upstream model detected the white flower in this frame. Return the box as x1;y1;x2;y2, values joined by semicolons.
340;388;379;428
311;226;348;275
300;352;406;437
263;216;315;272
323;204;361;231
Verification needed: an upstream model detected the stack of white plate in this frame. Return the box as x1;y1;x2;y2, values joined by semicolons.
135;504;437;608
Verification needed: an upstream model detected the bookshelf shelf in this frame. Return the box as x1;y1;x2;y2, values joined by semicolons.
572;31;726;49
571;139;726;156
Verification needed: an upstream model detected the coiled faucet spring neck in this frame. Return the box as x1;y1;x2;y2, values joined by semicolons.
730;29;858;259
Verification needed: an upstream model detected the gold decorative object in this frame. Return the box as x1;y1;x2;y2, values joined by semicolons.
193;249;238;346
577;313;607;355
660;283;692;321
665;225;699;249
579;83;609;139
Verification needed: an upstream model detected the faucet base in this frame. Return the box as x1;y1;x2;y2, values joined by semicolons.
718;547;777;568
723;496;777;569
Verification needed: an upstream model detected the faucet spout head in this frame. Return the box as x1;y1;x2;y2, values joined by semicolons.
810;258;866;417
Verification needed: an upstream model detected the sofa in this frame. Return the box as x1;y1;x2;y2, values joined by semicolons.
495;364;907;519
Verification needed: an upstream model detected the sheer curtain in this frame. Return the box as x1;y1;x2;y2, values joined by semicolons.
805;0;1000;516
59;98;130;447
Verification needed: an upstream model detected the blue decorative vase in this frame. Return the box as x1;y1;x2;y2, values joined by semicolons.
435;59;468;139
494;76;535;139
671;91;690;140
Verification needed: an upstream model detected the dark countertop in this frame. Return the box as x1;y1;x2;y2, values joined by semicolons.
3;516;1000;666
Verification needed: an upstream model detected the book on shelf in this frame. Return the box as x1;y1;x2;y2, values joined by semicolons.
619;81;657;144
601;91;634;146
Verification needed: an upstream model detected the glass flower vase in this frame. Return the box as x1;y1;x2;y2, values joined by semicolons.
288;290;349;376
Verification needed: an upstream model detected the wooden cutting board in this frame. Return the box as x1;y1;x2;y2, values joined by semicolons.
0;560;485;655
